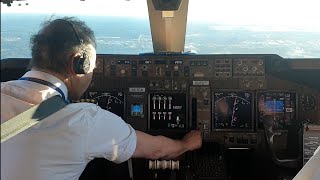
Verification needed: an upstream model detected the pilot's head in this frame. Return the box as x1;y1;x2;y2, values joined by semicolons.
29;17;97;100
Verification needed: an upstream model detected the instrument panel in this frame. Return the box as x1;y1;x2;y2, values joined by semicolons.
1;54;319;180
1;54;319;145
79;54;320;145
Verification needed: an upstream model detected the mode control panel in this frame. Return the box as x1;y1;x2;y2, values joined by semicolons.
101;55;266;80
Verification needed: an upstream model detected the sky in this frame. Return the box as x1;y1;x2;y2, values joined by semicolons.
1;0;320;31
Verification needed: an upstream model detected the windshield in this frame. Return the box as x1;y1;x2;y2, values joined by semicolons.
1;0;320;59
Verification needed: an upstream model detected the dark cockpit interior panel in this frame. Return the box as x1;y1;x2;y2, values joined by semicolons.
1;54;320;180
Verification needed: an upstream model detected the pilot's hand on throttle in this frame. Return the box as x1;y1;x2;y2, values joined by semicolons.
182;130;202;151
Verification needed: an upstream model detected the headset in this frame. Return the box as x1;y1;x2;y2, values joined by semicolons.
64;19;91;74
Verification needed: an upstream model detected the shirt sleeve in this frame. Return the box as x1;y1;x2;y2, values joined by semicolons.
85;105;137;163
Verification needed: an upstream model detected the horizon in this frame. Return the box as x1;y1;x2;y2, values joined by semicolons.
1;0;320;32
1;14;320;59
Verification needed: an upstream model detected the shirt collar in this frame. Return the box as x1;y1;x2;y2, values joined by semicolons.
22;70;69;101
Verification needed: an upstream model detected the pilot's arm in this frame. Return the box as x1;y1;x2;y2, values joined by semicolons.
132;130;202;160
293;145;320;180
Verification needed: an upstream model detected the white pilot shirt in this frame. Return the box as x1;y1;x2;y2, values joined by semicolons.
293;145;320;180
1;70;137;180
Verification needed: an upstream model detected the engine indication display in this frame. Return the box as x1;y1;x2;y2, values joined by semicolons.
87;91;125;119
149;93;187;130
213;91;253;130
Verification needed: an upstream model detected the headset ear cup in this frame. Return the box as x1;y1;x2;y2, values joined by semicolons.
82;55;91;74
73;53;90;74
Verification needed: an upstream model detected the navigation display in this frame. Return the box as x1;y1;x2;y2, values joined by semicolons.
257;92;296;130
213;91;253;130
265;100;284;112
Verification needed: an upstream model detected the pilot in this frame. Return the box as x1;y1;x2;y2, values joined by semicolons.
1;17;202;180
293;145;320;180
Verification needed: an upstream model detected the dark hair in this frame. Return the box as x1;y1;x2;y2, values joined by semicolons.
29;16;96;76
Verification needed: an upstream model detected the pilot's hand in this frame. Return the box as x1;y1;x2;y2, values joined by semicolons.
182;130;202;151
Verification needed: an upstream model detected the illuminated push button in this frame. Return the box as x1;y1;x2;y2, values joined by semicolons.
173;71;179;76
193;72;204;78
184;66;189;76
251;138;257;144
203;123;209;130
142;71;148;76
244;80;250;88
174;65;179;70
131;71;137;76
165;71;171;76
229;137;234;143
203;131;209;138
164;82;170;89
168;112;172;120
181;82;187;89
142;65;147;70
258;80;264;88
203;99;209;105
252;66;257;72
111;71;116;76
111;65;116;70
